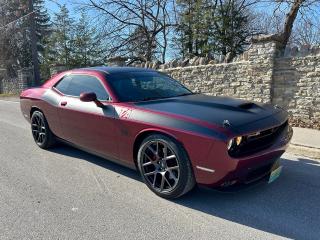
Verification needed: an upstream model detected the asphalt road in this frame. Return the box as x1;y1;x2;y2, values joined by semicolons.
0;99;319;240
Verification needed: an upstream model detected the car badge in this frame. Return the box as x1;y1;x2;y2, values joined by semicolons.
223;120;231;128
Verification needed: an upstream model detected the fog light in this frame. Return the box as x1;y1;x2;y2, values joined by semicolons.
221;180;237;187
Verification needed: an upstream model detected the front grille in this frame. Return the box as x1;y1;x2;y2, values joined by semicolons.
229;121;288;158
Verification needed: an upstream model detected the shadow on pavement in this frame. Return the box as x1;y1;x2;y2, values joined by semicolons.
175;157;320;239
49;145;141;182
50;145;320;239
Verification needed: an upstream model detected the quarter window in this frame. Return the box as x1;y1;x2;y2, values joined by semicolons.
55;75;109;101
55;75;72;94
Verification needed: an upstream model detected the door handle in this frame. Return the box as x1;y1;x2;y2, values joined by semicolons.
61;101;67;106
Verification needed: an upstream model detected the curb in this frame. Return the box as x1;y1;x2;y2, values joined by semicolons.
0;97;20;102
287;144;320;160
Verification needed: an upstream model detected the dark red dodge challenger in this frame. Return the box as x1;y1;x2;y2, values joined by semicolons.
20;67;293;198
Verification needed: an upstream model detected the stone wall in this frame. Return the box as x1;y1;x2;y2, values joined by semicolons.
1;77;21;94
0;68;34;94
162;41;278;104
152;39;319;129
273;56;320;129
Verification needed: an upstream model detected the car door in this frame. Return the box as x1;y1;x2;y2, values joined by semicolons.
54;74;118;159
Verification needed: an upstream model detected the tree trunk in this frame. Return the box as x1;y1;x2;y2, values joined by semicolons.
29;0;41;85
279;0;305;53
254;0;305;55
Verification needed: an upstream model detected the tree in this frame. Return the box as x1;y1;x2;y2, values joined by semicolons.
25;0;51;83
175;0;213;58
81;0;175;63
274;0;306;52
126;26;155;61
0;0;28;75
42;6;106;76
0;0;50;79
44;5;74;69
175;0;256;60
211;0;253;60
256;0;320;53
72;12;105;67
292;16;320;46
34;0;52;60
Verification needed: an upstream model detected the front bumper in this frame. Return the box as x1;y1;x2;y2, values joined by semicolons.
196;124;293;187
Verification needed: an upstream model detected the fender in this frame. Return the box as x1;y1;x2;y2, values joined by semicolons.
135;127;180;143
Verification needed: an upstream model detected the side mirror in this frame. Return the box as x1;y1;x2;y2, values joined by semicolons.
80;92;104;108
80;92;97;102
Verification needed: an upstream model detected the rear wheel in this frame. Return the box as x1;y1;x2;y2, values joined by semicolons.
31;111;56;149
137;134;195;199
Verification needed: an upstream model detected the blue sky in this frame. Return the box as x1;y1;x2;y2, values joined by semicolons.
44;1;284;18
45;0;319;18
43;0;319;61
45;0;74;16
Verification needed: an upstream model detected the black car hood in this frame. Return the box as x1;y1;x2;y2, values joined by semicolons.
134;94;287;135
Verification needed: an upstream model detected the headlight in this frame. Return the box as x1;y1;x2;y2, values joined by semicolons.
227;136;243;150
235;136;242;146
227;139;234;150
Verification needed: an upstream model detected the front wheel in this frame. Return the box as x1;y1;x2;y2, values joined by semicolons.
137;134;195;199
31;111;56;149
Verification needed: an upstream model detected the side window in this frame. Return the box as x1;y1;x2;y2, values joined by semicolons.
55;75;72;94
55;75;109;101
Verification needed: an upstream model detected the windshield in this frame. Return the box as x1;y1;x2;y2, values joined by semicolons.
107;71;193;102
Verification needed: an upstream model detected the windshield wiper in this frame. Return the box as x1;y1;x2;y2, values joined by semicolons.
140;96;163;101
177;92;195;97
139;93;195;102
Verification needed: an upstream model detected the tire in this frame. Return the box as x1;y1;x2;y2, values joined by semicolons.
31;111;56;149
137;134;195;199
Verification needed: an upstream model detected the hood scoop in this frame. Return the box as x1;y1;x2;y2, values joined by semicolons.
238;102;256;109
237;102;262;113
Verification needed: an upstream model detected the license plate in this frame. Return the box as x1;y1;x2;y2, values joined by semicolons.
268;166;282;183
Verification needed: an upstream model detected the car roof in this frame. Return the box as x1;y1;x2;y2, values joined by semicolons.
43;66;161;89
79;66;157;75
